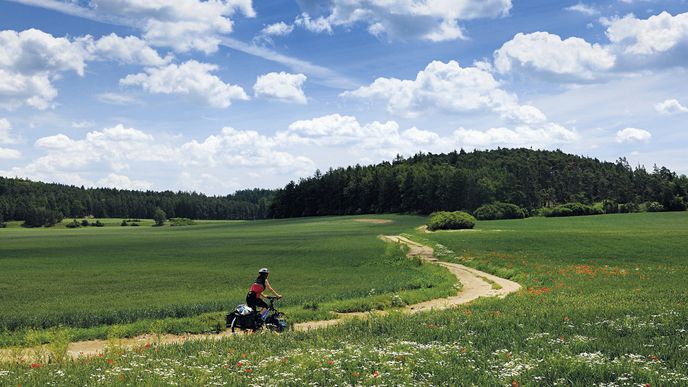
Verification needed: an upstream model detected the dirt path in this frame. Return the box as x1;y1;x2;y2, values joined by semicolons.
293;235;520;330
0;235;520;361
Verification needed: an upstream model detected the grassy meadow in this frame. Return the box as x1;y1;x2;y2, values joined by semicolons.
1;212;687;385
0;215;455;346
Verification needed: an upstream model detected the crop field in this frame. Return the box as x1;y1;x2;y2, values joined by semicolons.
0;215;455;346
1;212;687;386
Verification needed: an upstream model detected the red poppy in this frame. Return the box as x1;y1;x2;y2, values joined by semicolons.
29;363;41;369
372;371;380;378
511;380;520;387
107;359;114;365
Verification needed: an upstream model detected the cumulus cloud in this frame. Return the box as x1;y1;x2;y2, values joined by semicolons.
19;0;256;54
96;92;140;105
604;11;688;55
453;123;579;148
260;22;295;37
616;127;652;143
0;28;169;110
295;0;512;41
253;72;307;104
120;60;249;108
0;147;21;159
494;32;615;80
655;99;688;115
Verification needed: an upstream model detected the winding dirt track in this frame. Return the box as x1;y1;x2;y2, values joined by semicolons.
0;235;520;361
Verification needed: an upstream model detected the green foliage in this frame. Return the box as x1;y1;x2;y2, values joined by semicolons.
270;150;688;218
21;207;63;227
644;201;665;212
0;214;6;228
427;211;476;230
80;219;90;227
169;217;196;226
543;202;604;217
153;207;166;226
619;202;640;213
473;202;526;220
0;176;275;221
120;220;128;226
665;196;687;211
93;220;104;227
65;219;80;229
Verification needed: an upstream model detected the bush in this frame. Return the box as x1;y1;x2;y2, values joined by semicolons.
22;207;63;227
619;202;640;213
93;220;104;227
473;202;526;220
427;211;476;231
665;196;687;212
120;220;128;227
153;208;166;227
645;201;665;212
130;222;140;227
80;219;90;227
543;202;603;217
65;219;80;229
0;215;6;228
601;199;619;214
169;217;196;226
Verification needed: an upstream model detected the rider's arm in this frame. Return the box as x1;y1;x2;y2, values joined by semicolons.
265;279;281;297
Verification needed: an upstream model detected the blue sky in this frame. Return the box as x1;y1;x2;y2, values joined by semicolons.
0;0;687;194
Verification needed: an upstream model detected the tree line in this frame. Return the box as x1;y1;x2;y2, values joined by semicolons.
0;177;275;223
269;148;688;218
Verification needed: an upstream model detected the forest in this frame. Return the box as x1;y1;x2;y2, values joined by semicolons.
269;148;688;218
2;148;687;225
0;177;274;223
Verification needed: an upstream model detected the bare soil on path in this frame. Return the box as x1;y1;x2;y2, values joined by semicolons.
0;235;520;361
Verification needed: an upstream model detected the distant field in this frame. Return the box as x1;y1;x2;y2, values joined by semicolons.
1;212;687;386
0;215;454;337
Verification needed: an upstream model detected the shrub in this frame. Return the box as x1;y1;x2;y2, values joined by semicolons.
120;220;128;227
153;208;166;227
65;219;80;229
22;207;63;227
93;220;104;227
473;202;526;220
0;215;6;228
619;202;640;213
427;211;476;231
645;201;665;212
169;217;196;226
665;196;687;212
601;199;619;214
130;222;140;227
544;202;603;217
80;219;90;227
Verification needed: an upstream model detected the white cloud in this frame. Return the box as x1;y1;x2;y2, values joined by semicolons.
15;0;256;54
253;72;307;104
82;33;171;66
261;22;294;37
604;12;688;55
0;147;21;159
0;118;18;144
616;127;652;143
120;60;249;108
96;173;152;190
342;60;514;116
453;123;579;148
296;0;512;41
565;3;599;16
494;32;615;80
655;99;688;114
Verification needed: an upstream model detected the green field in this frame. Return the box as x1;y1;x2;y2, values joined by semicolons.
0;215;455;344
1;212;687;385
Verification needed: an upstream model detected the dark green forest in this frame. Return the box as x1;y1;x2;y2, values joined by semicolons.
269;148;688;217
0;177;274;222
2;148;687;224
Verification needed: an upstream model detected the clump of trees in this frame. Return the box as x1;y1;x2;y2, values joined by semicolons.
269;149;688;218
427;211;476;231
21;207;63;228
66;219;105;228
543;203;603;217
0;177;274;223
153;208;166;226
169;217;196;226
474;202;526;220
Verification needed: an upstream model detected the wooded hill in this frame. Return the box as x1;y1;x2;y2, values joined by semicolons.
0;177;274;222
269;148;688;218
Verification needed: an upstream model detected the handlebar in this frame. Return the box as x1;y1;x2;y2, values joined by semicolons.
265;295;282;300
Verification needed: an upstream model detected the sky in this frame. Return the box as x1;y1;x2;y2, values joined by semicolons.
0;0;687;195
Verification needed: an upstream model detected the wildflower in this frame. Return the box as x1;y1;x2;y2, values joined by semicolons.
511;380;520;387
144;343;151;348
281;357;289;363
649;355;659;362
563;316;570;321
372;371;380;378
352;372;360;377
327;360;334;365
30;363;41;369
241;353;247;358
244;368;253;373
107;359;114;365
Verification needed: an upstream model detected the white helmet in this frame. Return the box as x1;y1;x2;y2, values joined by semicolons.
259;267;269;274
